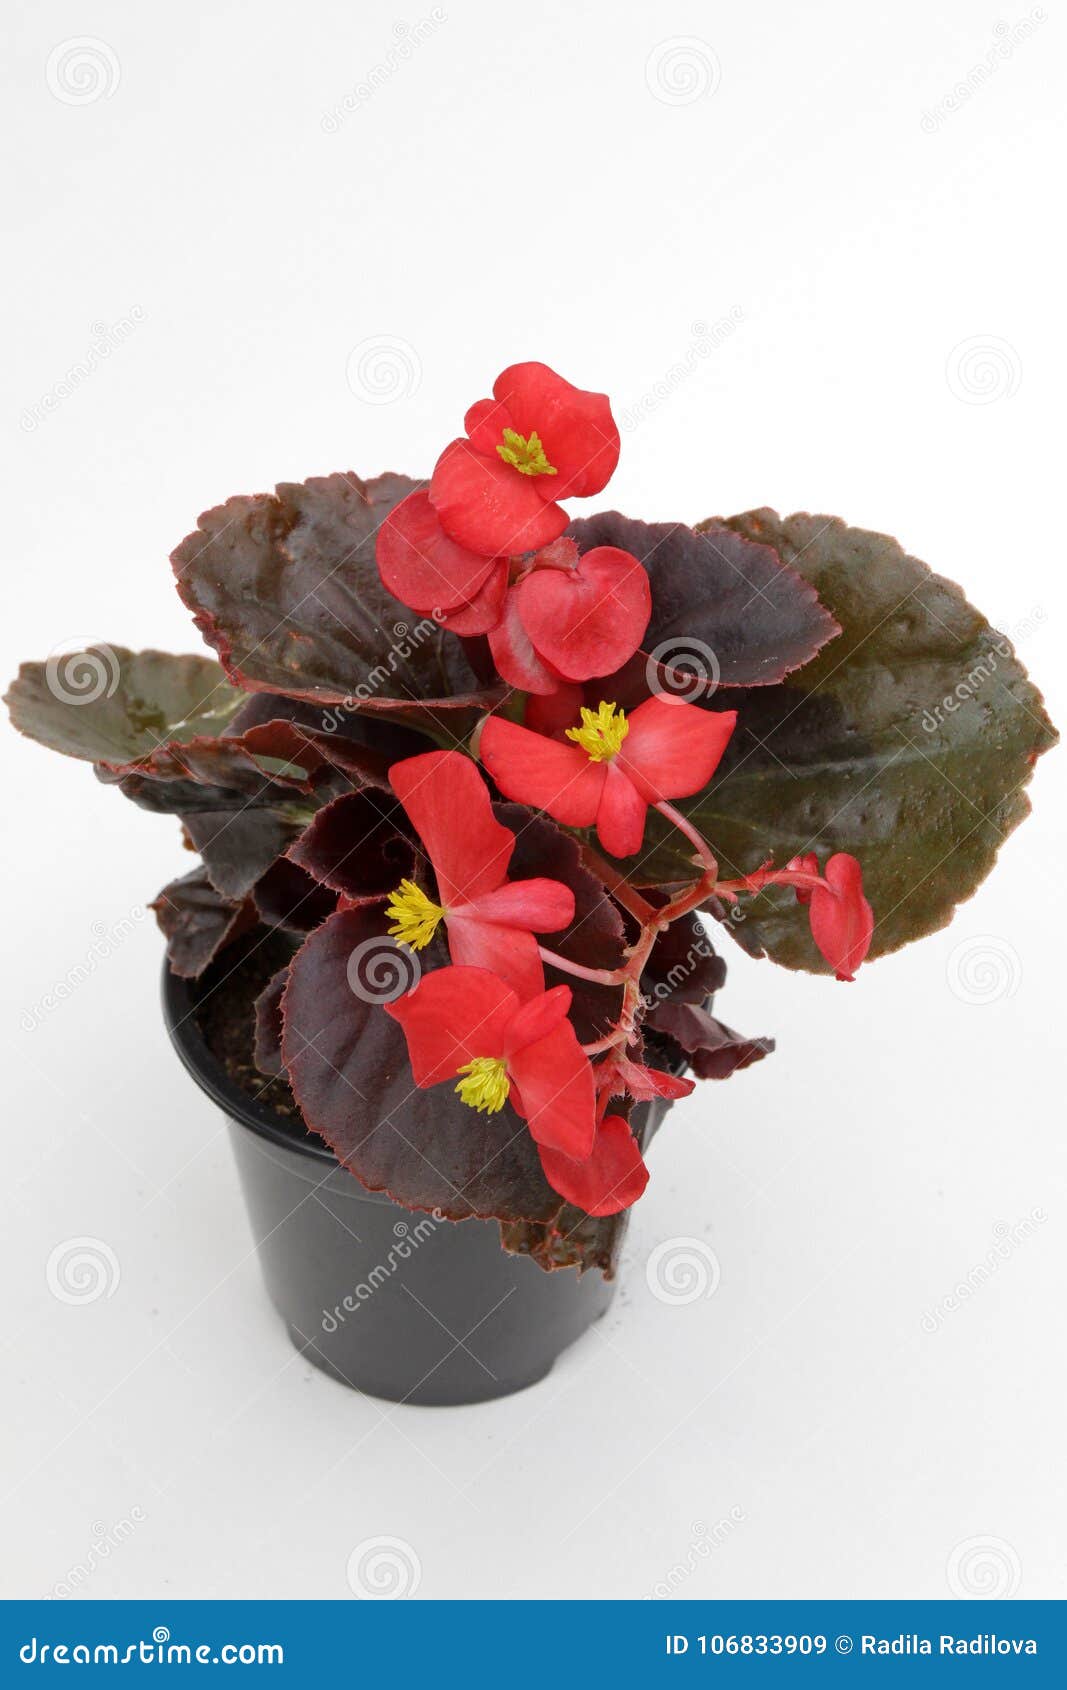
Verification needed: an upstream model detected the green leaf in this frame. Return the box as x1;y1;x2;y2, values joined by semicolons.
630;511;1057;969
5;647;242;763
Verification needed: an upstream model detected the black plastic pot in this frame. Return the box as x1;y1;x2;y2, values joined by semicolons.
162;960;656;1407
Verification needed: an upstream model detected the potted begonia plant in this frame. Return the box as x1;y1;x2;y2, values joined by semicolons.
7;360;1055;1406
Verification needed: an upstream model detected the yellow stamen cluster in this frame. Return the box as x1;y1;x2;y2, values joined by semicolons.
566;700;629;763
385;878;445;950
496;427;556;477
454;1056;511;1114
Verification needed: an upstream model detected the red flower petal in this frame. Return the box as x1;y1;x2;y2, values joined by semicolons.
786;851;820;905
508;1020;595;1159
429;438;568;556
479;716;606;828
619;696;737;802
463;395;513;454
808;853;873;981
376;489;498;614
524;680;586;740
384;965;517;1085
595;762;647;857
437;559;508;636
389;750;512;905
516;546;651;681
460;877;575;932
503;983;573;1055
493;362;620;500
445;916;545;1003
609;1057;695;1101
538;1114;649;1215
487;589;565;694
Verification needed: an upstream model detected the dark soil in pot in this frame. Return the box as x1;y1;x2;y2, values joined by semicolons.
162;932;668;1407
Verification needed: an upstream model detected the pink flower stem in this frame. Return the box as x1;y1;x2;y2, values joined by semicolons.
715;868;827;898
578;843;658;924
537;947;629;987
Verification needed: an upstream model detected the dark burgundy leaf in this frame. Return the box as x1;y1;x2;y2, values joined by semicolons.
253;965;290;1077
281;906;562;1222
181;808;300;901
629;510;1059;968
252;858;337;933
646;1000;774;1080
566;512;839;693
287;789;415;901
151;867;257;978
496;803;625;1042
641;909;726;1009
172;471;505;729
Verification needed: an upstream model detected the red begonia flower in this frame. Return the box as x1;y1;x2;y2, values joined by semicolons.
480;695;737;858
524;679;586;738
483;541;650;695
377;489;500;615
428;362;620;556
806;852;873;982
600;1055;695;1102
385;965;595;1160
386;750;574;1001
485;588;563;694
514;541;651;683
785;852;820;905
538;1114;649;1215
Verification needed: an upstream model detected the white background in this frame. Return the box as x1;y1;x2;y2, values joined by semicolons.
3;0;1064;1601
